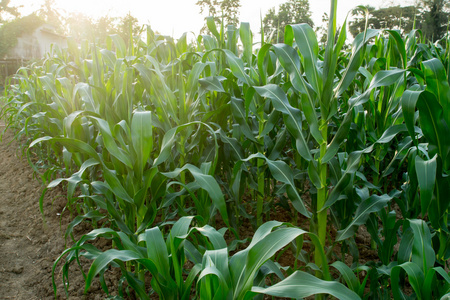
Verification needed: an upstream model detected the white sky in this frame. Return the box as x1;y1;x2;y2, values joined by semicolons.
12;0;416;38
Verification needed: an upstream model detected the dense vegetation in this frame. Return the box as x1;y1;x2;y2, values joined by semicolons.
1;0;449;298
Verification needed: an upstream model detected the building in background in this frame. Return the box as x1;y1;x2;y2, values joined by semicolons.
0;19;67;85
5;24;67;60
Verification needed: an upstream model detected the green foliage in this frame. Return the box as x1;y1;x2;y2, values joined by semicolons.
0;0;19;24
0;14;44;58
262;0;314;43
421;0;450;41
36;0;64;33
1;0;449;299
349;5;419;37
350;2;450;41
196;0;241;29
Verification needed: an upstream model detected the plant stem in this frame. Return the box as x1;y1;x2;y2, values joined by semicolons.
315;125;328;275
257;157;265;227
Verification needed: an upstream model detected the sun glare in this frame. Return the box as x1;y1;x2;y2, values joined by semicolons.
55;0;123;19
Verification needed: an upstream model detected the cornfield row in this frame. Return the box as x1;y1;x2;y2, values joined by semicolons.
1;1;449;299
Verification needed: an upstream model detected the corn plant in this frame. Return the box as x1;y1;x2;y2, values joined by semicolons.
54;217;360;299
1;0;449;299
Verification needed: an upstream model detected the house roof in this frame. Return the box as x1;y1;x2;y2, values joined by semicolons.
39;26;67;39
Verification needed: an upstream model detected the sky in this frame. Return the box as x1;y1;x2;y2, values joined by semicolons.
12;0;416;38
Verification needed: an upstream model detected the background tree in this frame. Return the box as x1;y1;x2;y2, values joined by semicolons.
349;5;419;37
196;0;241;30
0;0;19;24
315;12;329;44
117;13;141;43
262;0;314;43
349;1;449;41
420;0;450;41
36;0;64;33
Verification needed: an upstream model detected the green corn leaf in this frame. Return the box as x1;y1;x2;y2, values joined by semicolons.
415;155;437;215
142;227;171;279
189;225;228;250
131;111;153;179
237;227;329;299
100;49;117;69
250;270;361;300
423;267;450;299
349;69;405;108
163;164;229;228
391;262;424;300
335;29;381;97
401;88;422;146
64;210;104;242
206;16;220;43
73;82;99;114
308;160;322;188
229;221;286;294
239;22;252;64
108;34;126;58
238;153;311;218
417;91;450;164
30;137;134;205
46;158;99;199
169;216;196;246
202;248;231;286
331;261;360;293
223;49;253;86
409;219;436;272
198;264;229;299
199;76;226;93
398;227;414;264
186;62;207;99
90;117;133;169
154;121;217;167
215;129;245;161
271;44;322;144
336;193;394;241
257;44;272;85
284;24;320;95
253;84;313;161
322;148;373;209
376;124;408;144
322;111;352;163
387;30;407;69
39;75;70;116
230;97;258;143
85;249;141;293
422;58;450;126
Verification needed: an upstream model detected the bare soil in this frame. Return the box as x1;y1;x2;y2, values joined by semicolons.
0;124;112;300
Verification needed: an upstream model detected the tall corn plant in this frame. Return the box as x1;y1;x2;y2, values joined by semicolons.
250;1;362;270
401;55;450;264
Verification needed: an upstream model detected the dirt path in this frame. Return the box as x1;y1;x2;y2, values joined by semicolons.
0;124;67;299
0;123;115;300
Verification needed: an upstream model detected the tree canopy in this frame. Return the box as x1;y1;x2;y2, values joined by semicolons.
0;0;19;24
349;6;418;37
262;0;314;43
349;1;450;41
196;0;241;29
420;0;450;41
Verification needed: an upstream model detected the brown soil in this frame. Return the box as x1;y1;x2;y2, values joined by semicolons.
0;123;115;300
